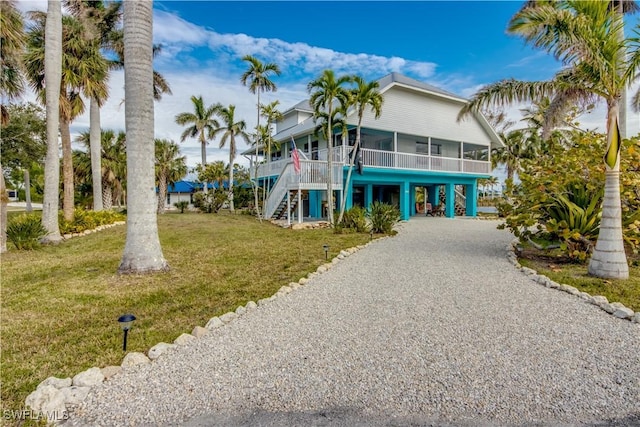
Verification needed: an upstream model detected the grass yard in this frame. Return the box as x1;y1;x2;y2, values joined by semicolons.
0;212;370;419
519;252;640;312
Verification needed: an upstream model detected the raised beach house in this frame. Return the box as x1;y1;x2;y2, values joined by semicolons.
243;73;503;222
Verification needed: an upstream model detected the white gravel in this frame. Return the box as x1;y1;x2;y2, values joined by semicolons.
69;218;640;426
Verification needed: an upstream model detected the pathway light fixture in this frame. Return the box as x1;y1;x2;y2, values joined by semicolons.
117;313;136;351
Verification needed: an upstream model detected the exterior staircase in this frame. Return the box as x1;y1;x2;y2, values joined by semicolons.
271;190;300;220
439;187;467;216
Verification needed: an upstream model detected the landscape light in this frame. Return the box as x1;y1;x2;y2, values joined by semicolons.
323;244;329;260
117;313;136;351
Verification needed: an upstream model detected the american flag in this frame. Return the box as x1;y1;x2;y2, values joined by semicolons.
290;137;301;174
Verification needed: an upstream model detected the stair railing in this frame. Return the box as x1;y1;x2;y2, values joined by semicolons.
264;163;295;219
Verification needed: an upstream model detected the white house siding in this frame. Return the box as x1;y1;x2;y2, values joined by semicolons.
277;111;313;134
355;86;492;148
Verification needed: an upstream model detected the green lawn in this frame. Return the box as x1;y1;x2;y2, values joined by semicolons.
0;212;370;419
519;256;640;312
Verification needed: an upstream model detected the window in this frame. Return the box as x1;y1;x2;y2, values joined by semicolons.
416;141;429;154
431;144;442;156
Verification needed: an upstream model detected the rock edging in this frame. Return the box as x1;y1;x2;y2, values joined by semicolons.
506;238;639;324
24;236;388;424
62;221;126;240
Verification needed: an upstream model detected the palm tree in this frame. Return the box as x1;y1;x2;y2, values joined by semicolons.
213;104;250;213
458;1;639;279
155;138;187;214
240;55;281;218
308;69;352;226
41;0;63;243
0;0;26;252
608;0;638;139
25;11;109;222
76;129;126;209
337;76;383;224
174;95;219;193
0;0;26;125
260;100;283;203
196;160;227;191
65;0;122;211
118;0;168;274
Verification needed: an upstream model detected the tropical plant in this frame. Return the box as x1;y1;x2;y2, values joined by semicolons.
57;207;122;233
155;138;187;214
174;201;189;213
195;161;227;191
240;55;281;218
544;186;604;262
64;0;122;211
213;104;249;213
1;103;47;212
339;206;369;233
367;201;400;234
76;129;127;209
41;0;63;243
118;0;168;274
458;1;640;279
6;213;47;250
497;132;640;258
192;191;227;214
308;70;352;226
0;0;26;125
175;95;219;192
25;11;109;222
337;75;383;224
260;100;283;204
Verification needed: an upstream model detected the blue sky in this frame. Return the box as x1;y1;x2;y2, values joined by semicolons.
16;1;639;169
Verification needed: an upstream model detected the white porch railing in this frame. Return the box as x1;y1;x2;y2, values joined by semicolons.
264;163;294;220
262;160;344;219
360;148;490;174
253;148;490;179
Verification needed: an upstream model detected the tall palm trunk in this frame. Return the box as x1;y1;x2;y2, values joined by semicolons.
338;116;362;224
326;105;334;225
24;169;32;212
118;0;168;274
42;0;62;243
200;133;208;194
615;1;627;139
102;181;112;209
157;172;167;214
60;115;74;221
588;101;629;279
1;165;7;253
228;143;235;213
253;90;262;219
90;97;103;210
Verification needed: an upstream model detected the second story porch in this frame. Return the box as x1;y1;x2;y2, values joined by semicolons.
249;128;492;181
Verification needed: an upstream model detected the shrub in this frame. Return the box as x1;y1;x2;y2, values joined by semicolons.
59;209;126;234
6;213;46;250
367;201;400;234
193;191;227;213
174;201;189;213
339;206;369;233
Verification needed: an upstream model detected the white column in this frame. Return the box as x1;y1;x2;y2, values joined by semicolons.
286;191;291;227
297;189;302;223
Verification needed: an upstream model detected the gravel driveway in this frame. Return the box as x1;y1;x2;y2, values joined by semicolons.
69;218;640;427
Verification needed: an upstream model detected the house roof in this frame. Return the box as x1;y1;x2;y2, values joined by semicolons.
376;72;464;101
283;99;313;115
241;72;503;155
161;180;250;193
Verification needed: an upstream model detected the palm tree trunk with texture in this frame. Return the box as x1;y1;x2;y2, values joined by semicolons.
42;0;62;243
588;101;629;279
118;0;168;274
